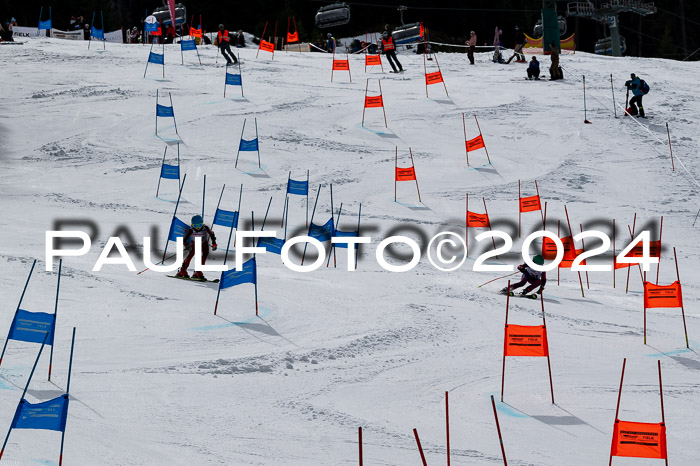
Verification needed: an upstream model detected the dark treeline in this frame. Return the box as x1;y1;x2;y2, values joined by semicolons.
1;0;697;59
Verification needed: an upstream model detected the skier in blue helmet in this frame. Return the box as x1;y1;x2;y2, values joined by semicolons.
176;215;218;279
501;254;547;296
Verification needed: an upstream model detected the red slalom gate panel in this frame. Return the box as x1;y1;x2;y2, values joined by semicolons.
259;40;275;53
559;248;585;269
426;70;443;85
644;281;683;309
504;324;549;357
287;31;298;43
365;54;381;66
395;166;416;181
333;59;350;70
364;95;383;108
520;194;541;213
466;134;485;152
466;211;490;228
611;420;667;460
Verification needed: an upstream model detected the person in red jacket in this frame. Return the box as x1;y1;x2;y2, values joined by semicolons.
176;215;218;280
217;24;237;64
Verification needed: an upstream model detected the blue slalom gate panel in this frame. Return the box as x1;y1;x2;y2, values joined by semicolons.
257;237;285;255
287;179;308;196
220;258;257;289
7;309;55;346
226;73;242;86
38;20;52;30
168;217;189;242
156;104;174;117
213;209;239;228
160;163;179;180
91;27;104;40
180;39;197;51
148;52;164;65
239;139;259;151
11;396;69;432
309;218;334;242
333;230;359;248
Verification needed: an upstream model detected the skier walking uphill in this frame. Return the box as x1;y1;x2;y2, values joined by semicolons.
176;215;218;280
381;31;404;73
625;73;649;118
506;25;527;63
217;24;237;65
493;26;503;63
501;255;547;296
549;42;562;80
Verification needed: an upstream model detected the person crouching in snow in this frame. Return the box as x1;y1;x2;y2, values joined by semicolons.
176;215;218;279
502;255;547;296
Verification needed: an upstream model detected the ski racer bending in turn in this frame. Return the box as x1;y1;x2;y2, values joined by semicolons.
176;215;218;280
501;255;546;296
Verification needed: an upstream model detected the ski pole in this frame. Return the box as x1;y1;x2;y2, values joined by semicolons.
137;244;192;275
477;271;518;288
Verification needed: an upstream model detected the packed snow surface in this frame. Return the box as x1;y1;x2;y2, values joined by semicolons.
1;38;699;465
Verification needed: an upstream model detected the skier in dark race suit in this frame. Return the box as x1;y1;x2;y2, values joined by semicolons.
176;215;218;280
502;255;547;296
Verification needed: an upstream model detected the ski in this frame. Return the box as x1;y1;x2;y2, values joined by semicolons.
167;275;220;283
499;290;538;299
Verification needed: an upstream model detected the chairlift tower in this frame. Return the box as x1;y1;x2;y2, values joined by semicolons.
566;1;656;56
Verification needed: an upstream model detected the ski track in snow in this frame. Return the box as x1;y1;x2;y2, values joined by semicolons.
0;39;699;464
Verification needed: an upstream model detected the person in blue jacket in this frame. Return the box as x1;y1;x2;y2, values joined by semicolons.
625;73;646;118
527;56;540;80
326;33;336;52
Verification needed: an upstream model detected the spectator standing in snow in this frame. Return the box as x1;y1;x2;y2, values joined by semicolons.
506;25;527;63
465;30;476;65
165;24;176;44
527;56;540;79
326;33;336;52
235;30;245;47
129;26;140;44
549;42;562;80
381;31;403;73
84;23;90;40
493;26;503;63
217;24;237;64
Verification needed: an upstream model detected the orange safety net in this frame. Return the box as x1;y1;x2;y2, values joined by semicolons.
504;324;549;357
519;195;541;213
644;281;683;309
466;211;490;228
287;31;298;43
364;95;384;108
395;166;416;181
259;40;275;52
333;59;350;71
365;54;382;66
611;420;667;459
425;70;444;85
465;134;485;152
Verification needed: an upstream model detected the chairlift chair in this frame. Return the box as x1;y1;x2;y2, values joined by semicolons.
152;3;187;27
315;3;351;29
392;22;423;44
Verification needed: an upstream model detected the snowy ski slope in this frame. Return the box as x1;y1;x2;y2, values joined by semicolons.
0;37;699;465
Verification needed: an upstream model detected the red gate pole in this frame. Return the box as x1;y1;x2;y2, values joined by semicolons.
490;395;508;465
413;429;428;466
